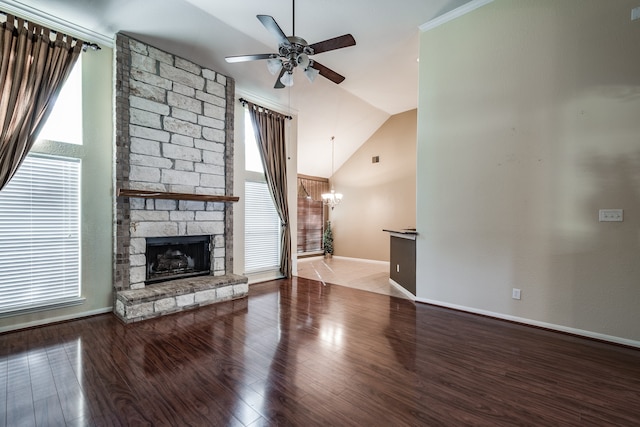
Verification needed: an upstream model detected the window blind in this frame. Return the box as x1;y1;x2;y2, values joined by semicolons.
297;197;324;253
245;180;281;273
0;154;81;313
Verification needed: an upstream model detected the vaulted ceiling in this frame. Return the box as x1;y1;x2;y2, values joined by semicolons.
4;0;472;176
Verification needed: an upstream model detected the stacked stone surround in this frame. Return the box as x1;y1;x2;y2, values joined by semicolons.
114;33;246;322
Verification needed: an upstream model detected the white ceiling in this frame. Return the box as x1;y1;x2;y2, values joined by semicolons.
4;0;472;177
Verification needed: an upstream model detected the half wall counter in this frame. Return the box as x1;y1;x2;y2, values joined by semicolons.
383;229;417;296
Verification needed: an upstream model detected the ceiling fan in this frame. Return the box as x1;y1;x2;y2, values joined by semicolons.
225;0;356;89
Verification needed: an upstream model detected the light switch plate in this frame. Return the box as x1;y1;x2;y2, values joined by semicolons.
599;209;623;222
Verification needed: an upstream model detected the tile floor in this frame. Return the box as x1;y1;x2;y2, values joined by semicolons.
296;256;412;300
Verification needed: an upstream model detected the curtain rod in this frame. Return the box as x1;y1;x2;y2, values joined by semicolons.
239;98;292;120
0;11;101;51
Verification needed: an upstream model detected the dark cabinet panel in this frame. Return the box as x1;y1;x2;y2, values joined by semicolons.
389;236;416;295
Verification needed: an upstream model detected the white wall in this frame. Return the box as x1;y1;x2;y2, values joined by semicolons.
331;110;417;261
417;0;640;344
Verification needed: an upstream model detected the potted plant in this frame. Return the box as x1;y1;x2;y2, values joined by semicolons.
323;220;334;258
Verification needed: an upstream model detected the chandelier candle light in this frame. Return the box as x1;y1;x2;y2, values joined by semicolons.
322;136;343;210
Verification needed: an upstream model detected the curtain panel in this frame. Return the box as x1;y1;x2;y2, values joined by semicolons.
246;101;292;278
0;14;83;190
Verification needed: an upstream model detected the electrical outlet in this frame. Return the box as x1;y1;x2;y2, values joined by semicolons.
599;209;623;222
512;288;521;300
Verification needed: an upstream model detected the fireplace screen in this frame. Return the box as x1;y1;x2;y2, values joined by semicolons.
146;235;211;284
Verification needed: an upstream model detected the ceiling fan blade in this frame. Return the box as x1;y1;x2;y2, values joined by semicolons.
225;53;276;63
274;68;286;89
257;15;290;46
310;61;346;84
309;34;356;55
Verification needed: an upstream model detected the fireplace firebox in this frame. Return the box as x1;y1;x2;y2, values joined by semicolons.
146;235;211;284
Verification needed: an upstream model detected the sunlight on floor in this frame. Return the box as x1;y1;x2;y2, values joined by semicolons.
296;256;411;300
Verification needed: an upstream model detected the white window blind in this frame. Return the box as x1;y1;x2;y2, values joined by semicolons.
0;154;81;313
245;181;281;273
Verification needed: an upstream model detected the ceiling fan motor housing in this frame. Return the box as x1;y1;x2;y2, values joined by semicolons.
279;36;314;71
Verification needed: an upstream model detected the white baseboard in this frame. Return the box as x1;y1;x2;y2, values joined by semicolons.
297;255;324;262
297;255;390;266
332;256;390;266
0;306;113;334
246;271;285;285
416;297;640;349
389;279;416;301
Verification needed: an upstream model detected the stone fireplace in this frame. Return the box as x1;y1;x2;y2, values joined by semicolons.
113;34;247;323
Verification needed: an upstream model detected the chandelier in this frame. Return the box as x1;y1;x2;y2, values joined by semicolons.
321;136;343;210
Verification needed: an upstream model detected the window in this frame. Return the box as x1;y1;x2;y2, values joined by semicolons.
297;197;323;253
297;177;328;254
244;113;282;273
0;154;81;313
244;117;263;173
245;181;281;272
38;56;83;145
0;58;83;315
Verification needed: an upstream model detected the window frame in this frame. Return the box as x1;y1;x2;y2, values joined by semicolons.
0;59;85;317
244;176;282;274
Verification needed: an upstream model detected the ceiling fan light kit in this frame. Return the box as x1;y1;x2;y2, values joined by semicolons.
304;65;319;83
267;58;282;75
225;1;356;89
280;70;294;87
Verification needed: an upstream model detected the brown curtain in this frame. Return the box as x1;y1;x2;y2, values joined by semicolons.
246;101;292;278
0;14;84;190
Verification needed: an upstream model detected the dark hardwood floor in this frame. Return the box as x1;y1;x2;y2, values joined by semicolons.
1;277;640;426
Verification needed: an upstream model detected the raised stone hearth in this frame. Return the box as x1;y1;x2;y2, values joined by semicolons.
115;274;248;323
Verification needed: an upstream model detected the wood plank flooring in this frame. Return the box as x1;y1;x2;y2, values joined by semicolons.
1;277;639;426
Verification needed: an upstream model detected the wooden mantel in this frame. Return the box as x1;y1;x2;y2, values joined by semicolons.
117;188;239;203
